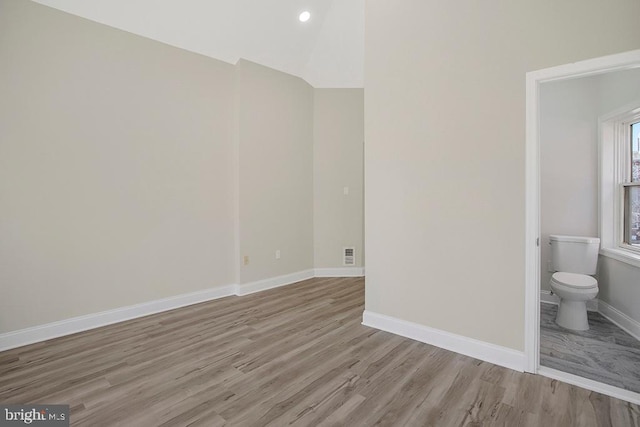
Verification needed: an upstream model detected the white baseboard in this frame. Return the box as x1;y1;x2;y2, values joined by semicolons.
0;284;236;352
314;267;365;277
540;290;598;311
539;366;640;405
361;310;525;372
598;300;640;342
235;269;315;296
0;268;361;352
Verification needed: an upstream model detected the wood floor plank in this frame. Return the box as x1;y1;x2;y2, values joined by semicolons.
1;277;638;426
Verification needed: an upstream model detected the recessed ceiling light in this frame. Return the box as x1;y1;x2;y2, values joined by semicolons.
299;11;311;22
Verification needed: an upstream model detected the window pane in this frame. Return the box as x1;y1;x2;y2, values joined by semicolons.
627;186;640;246
633;122;640;182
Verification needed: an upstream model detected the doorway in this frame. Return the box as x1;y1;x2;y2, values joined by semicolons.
524;49;640;404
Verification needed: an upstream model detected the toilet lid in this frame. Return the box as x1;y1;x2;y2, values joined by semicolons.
551;272;597;289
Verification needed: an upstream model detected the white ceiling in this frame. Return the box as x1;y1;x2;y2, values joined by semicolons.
32;0;364;88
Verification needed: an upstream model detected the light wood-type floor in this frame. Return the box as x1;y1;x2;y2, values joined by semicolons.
1;278;639;426
540;303;640;394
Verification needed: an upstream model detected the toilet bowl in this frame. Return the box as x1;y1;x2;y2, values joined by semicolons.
550;272;598;331
549;235;600;331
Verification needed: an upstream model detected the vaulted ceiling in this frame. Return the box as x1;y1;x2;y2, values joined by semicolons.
32;0;364;88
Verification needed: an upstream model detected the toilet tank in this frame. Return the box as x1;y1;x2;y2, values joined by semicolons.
549;235;600;275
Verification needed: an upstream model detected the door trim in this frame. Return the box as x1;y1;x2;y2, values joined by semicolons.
524;49;640;374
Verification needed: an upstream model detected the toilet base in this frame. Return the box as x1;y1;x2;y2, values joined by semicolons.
555;299;589;331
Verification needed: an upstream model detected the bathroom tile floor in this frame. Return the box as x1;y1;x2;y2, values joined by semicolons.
540;303;640;394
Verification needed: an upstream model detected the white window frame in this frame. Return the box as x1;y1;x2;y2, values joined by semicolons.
599;101;640;268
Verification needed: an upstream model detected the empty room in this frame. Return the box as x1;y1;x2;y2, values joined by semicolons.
1;0;640;425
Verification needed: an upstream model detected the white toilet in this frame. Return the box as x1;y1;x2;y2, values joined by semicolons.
549;235;600;331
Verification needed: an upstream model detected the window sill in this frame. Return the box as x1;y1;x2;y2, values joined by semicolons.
600;247;640;269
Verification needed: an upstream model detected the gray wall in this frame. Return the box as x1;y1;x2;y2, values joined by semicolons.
540;77;600;291
237;60;314;284
599;257;640;323
597;70;640;324
541;69;640;323
0;0;236;332
313;89;364;268
364;0;640;351
0;0;365;334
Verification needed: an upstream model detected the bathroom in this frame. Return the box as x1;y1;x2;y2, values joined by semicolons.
539;67;640;397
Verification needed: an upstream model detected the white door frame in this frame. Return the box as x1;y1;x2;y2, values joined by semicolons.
524;49;640;373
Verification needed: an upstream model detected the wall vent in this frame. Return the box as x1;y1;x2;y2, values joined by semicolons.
343;247;355;266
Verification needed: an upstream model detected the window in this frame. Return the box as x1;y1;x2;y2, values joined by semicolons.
626;121;640;247
600;104;640;267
